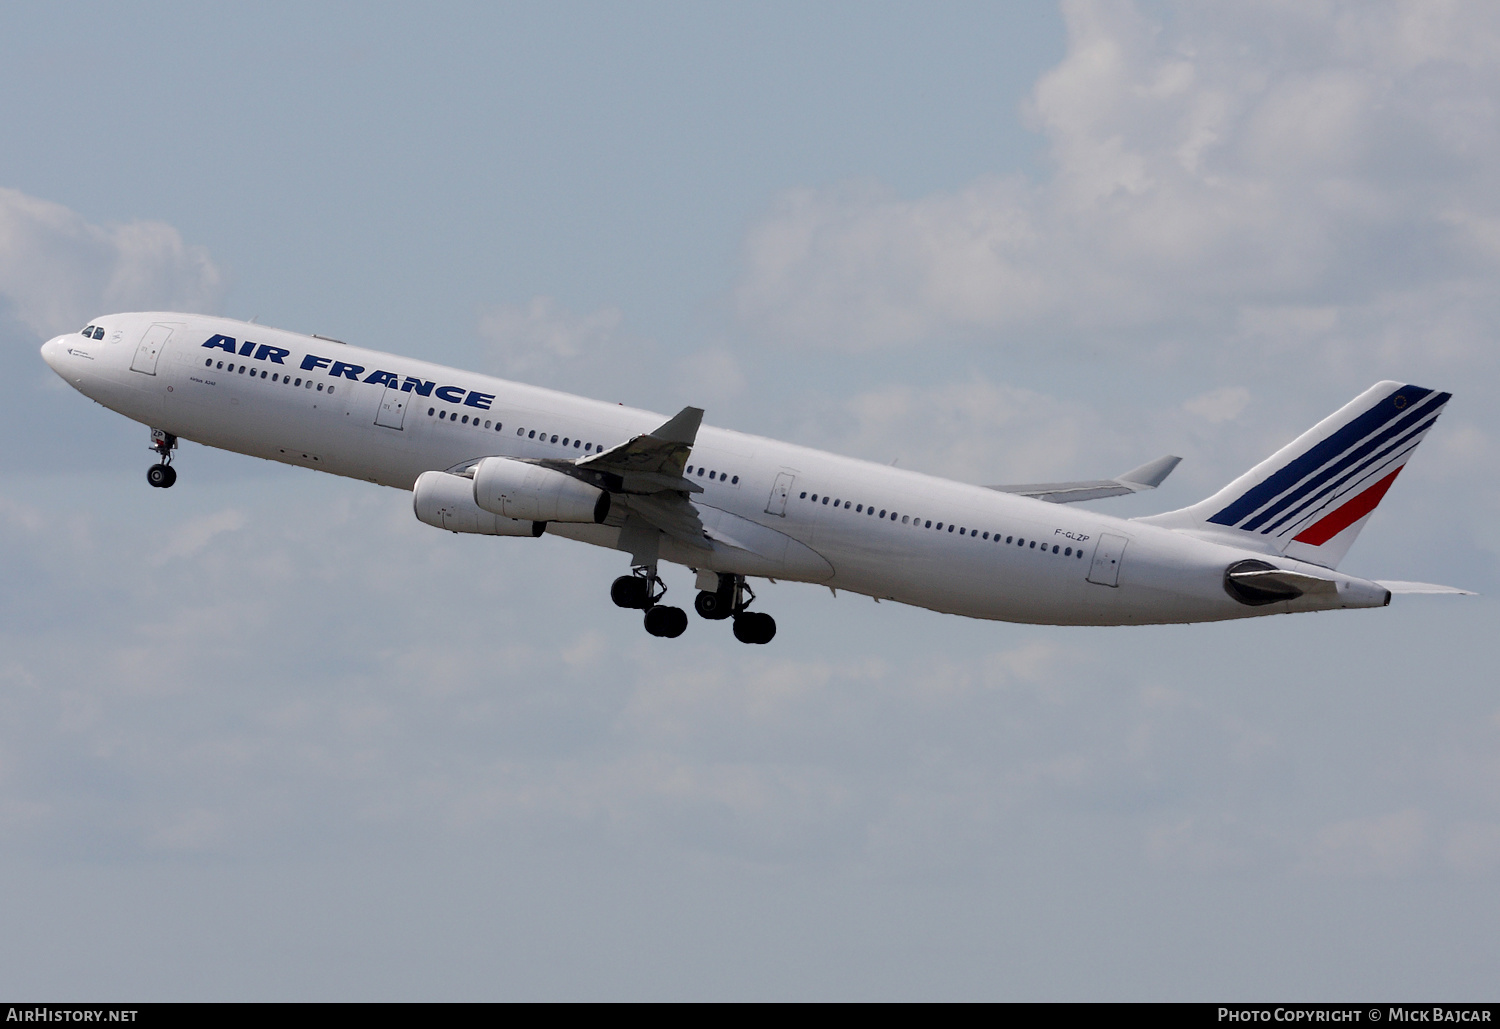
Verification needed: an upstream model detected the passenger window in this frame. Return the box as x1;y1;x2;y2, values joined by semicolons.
924;520;931;528
428;408;435;416
1065;547;1072;556
901;516;908;524
731;476;739;484
574;440;581;448
528;430;536;438
317;383;324;391
1053;545;1060;554
294;377;301;386
586;443;593;451
822;497;829;505
205;358;212;367
562;438;569;446
800;492;807;499
1029;541;1036;549
810;494;817;501
833;499;840;506
461;415;469;424
550;435;558;444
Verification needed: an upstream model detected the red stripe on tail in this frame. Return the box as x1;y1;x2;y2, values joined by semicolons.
1293;467;1403;547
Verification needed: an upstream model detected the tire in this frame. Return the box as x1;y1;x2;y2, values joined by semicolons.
734;612;776;644
611;575;649;609
644;605;688;638
694;590;729;620
147;464;170;488
160;465;177;488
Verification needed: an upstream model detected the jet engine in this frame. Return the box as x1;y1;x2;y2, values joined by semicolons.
414;470;544;536
472;456;611;524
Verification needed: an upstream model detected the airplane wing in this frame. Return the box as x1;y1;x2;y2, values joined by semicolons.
986;454;1182;504
550;406;713;551
570;406;705;495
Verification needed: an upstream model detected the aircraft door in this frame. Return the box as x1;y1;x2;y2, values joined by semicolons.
130;324;174;375
374;384;408;429
765;471;796;516
1086;533;1129;587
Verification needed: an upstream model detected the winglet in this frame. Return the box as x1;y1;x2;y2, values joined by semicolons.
1117;454;1181;490
650;406;703;445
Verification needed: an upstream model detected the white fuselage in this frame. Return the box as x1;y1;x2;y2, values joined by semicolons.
41;313;1393;626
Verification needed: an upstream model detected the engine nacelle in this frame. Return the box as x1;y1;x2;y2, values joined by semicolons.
414;470;544;536
472;456;611;524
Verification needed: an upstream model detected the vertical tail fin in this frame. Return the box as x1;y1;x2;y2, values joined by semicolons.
1138;382;1452;568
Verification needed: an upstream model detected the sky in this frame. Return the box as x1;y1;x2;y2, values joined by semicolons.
2;0;1499;1000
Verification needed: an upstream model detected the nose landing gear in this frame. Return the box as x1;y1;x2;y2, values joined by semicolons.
147;429;178;488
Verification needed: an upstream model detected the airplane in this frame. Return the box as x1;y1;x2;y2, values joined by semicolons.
39;312;1472;643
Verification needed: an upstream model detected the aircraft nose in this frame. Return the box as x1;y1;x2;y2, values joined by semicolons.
40;335;67;374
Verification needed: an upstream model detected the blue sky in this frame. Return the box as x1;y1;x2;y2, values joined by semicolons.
3;1;1499;999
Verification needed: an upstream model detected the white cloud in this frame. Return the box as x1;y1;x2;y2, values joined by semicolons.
1302;808;1429;877
1182;386;1250;423
0;186;224;337
733;0;1500;369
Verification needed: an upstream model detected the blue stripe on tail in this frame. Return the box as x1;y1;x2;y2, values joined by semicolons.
1207;385;1431;528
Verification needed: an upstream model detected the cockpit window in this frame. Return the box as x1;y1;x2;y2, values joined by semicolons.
82;325;95;336
92;326;105;339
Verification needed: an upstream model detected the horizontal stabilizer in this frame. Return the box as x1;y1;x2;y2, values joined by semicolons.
1376;580;1477;595
987;454;1181;504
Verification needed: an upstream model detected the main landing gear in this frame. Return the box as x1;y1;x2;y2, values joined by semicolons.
147;429;178;489
610;568;776;643
697;573;776;645
611;568;688;638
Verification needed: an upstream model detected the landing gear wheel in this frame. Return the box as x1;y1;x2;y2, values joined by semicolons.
644;605;688;638
732;611;776;645
694;589;732;620
611;575;652;609
147;463;176;488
